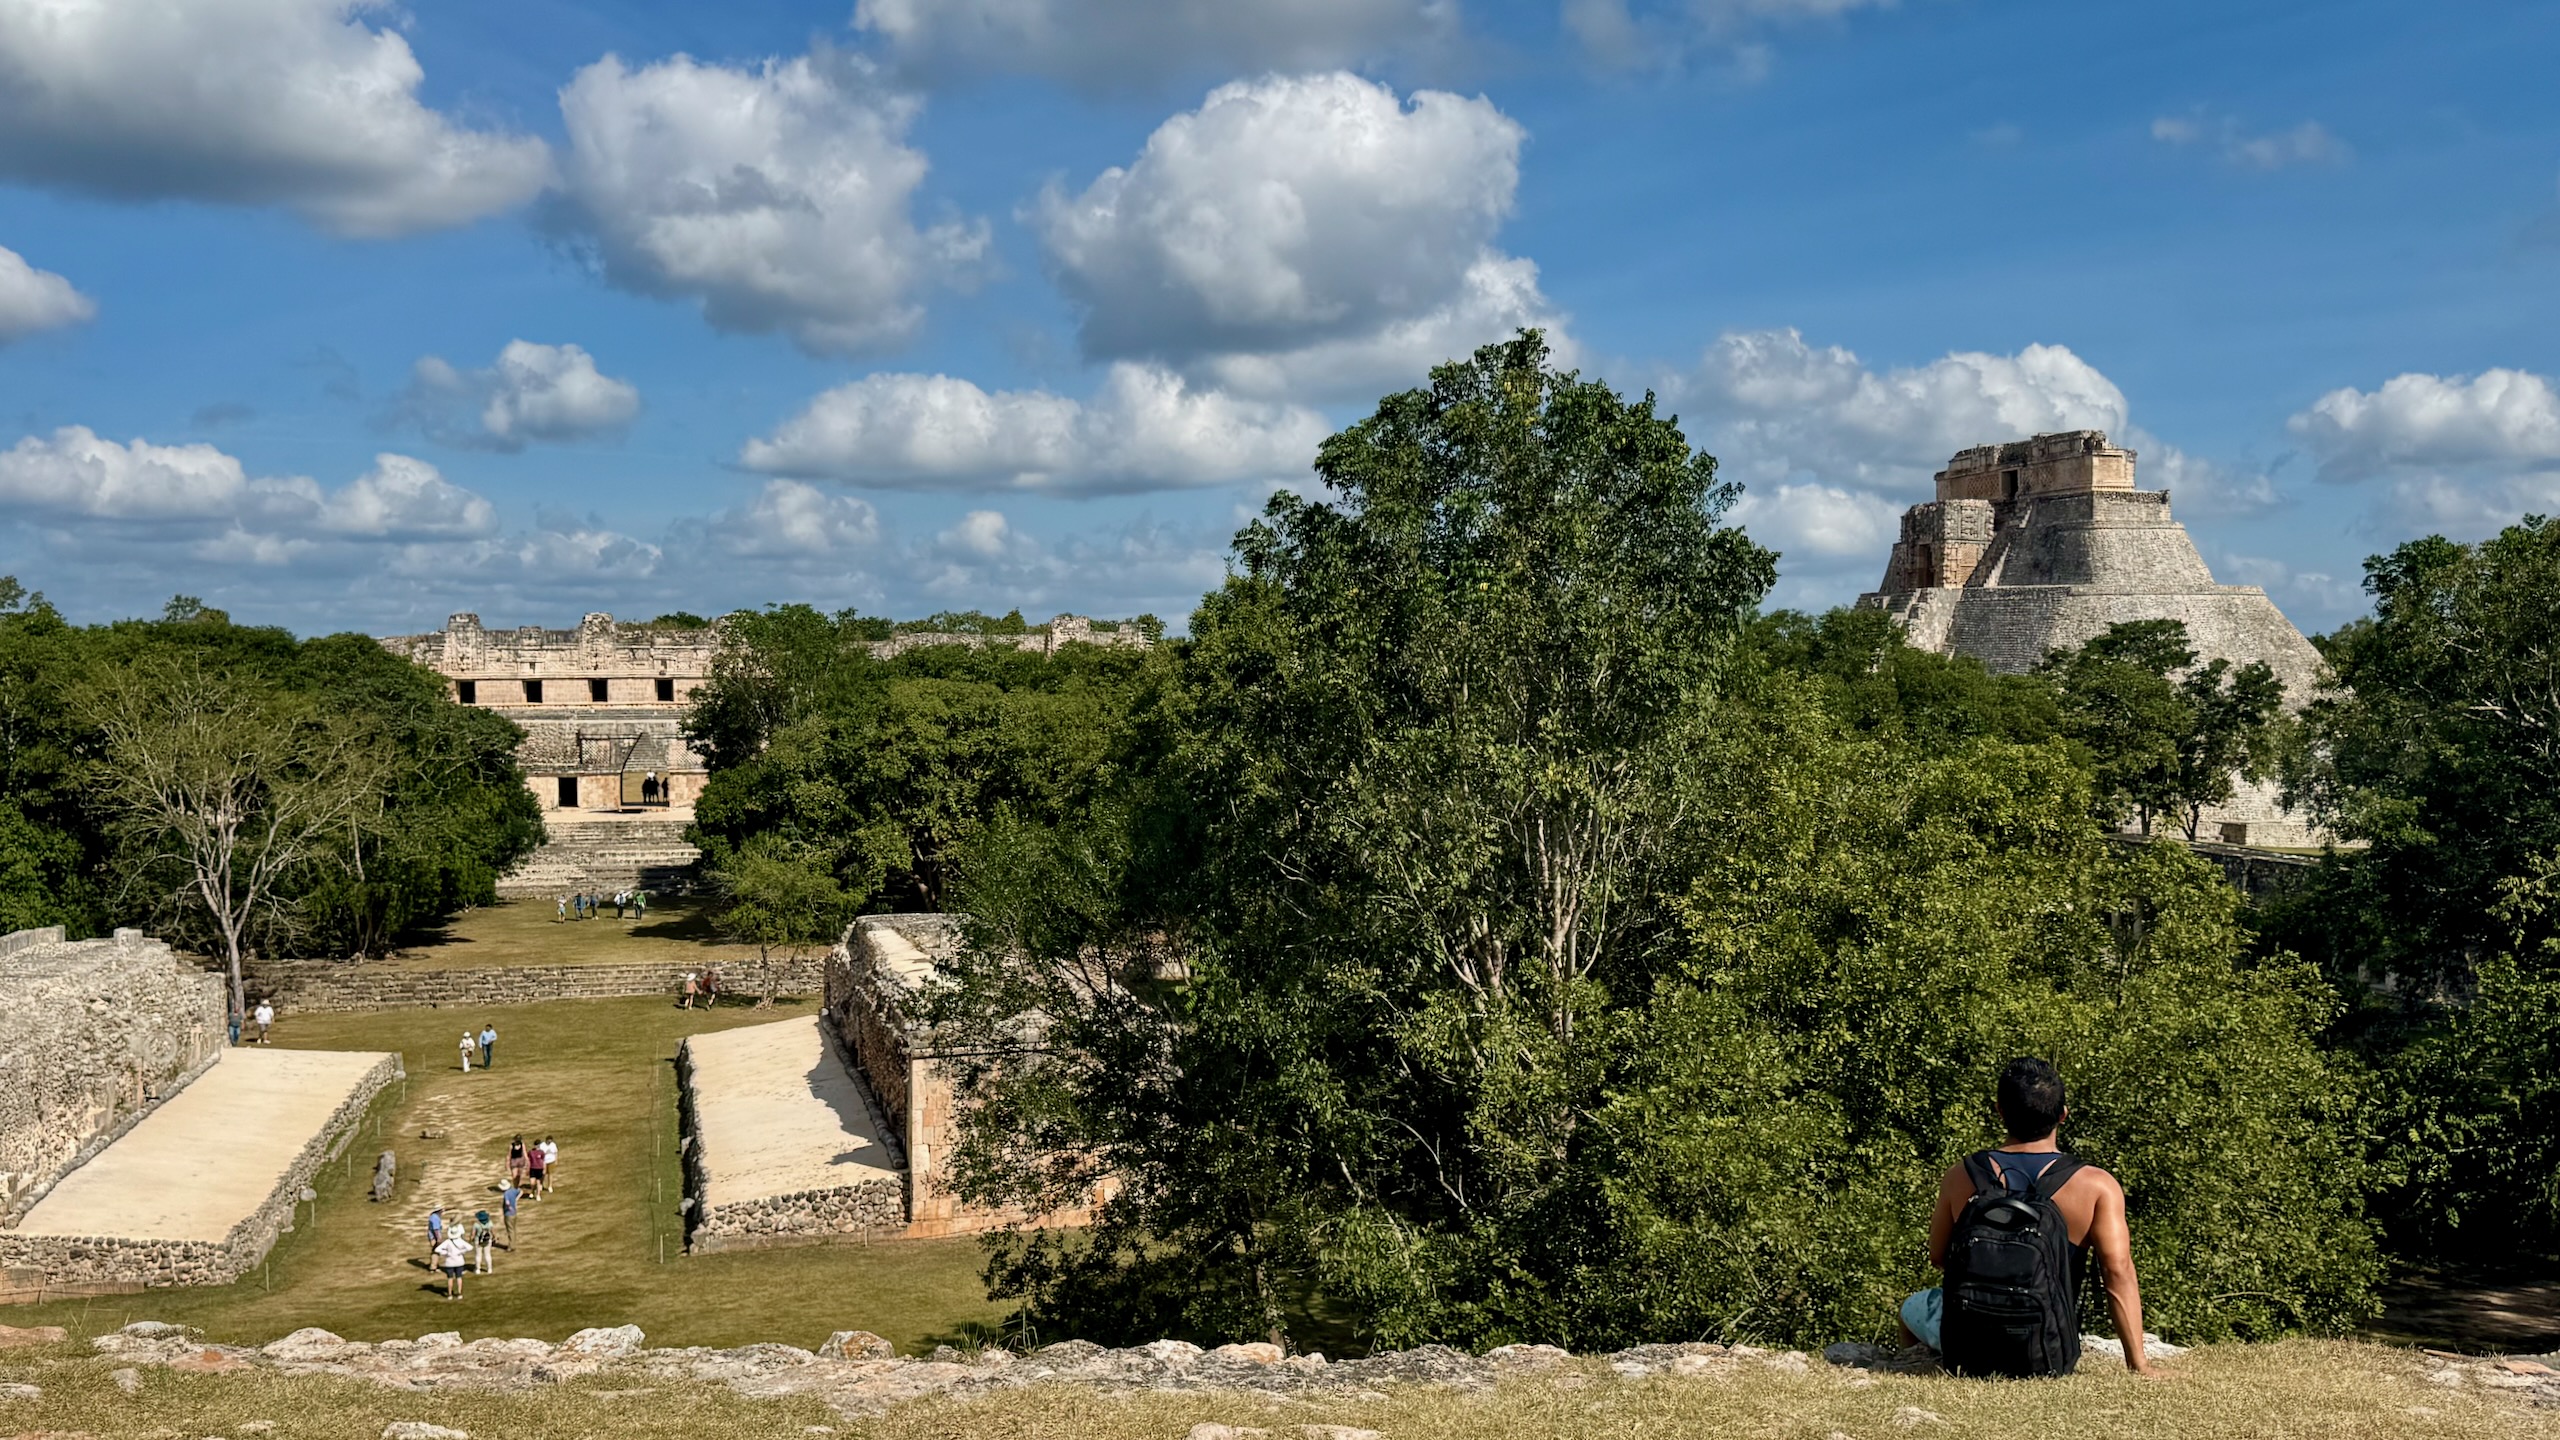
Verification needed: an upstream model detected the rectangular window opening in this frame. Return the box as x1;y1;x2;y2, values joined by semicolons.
556;776;577;808
456;680;476;705
523;679;543;703
655;677;675;703
589;677;609;703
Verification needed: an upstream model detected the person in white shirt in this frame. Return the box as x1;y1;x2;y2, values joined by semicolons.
538;1136;559;1192
252;1001;274;1043
458;1031;475;1073
433;1231;472;1298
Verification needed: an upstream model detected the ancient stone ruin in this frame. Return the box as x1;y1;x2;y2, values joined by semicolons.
1856;431;2326;846
672;913;1109;1252
0;927;399;1296
0;927;223;1214
377;612;716;897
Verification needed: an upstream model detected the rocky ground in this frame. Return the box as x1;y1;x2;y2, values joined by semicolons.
10;1319;2546;1422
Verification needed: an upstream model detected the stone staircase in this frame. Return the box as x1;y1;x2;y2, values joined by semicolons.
498;815;701;898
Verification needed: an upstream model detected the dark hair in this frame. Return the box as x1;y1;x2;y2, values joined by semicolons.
1996;1057;2067;1141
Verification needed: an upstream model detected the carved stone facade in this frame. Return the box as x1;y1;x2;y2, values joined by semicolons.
1857;431;2327;846
0;927;223;1214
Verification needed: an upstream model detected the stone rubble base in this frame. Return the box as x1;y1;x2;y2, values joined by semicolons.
74;1320;2560;1421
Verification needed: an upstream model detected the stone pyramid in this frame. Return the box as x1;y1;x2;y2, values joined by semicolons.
1855;430;2323;845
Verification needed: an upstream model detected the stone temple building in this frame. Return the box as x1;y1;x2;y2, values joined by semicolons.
1855;430;2325;846
379;612;715;896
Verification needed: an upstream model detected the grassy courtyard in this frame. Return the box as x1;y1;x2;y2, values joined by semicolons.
5;995;1007;1352
369;895;770;971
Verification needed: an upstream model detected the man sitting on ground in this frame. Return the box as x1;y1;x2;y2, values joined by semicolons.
1900;1057;2164;1378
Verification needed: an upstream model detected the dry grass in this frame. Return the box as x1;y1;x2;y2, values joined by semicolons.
0;1338;2547;1440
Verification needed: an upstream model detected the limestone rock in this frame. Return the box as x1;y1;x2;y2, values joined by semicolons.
1187;1426;1269;1440
0;1382;39;1400
109;1368;141;1395
818;1330;897;1360
1297;1428;1381;1440
560;1325;644;1357
381;1424;469;1440
1211;1343;1283;1366
263;1328;351;1361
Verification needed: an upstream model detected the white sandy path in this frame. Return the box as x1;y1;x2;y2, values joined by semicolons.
685;1015;897;1206
19;1047;395;1242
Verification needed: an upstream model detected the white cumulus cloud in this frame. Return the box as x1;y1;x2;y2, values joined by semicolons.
0;246;95;342
1035;72;1564;398
398;340;641;451
740;362;1329;495
709;480;885;558
2288;368;2560;536
317;454;497;538
0;0;551;237
553;52;985;355
1684;327;2130;495
854;0;1454;88
0;427;495;547
2291;369;2560;479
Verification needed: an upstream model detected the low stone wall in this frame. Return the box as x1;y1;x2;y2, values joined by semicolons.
0;1053;402;1288
250;954;826;1013
676;1023;905;1254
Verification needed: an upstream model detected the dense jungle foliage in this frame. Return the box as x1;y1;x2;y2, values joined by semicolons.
0;583;543;965
691;335;2467;1353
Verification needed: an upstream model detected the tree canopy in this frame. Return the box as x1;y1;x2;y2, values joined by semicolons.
0;580;541;961
910;336;2374;1352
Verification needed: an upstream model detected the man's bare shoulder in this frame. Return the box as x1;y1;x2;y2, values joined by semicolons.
2060;1160;2123;1197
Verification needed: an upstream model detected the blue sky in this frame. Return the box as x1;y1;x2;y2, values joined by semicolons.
0;0;2552;636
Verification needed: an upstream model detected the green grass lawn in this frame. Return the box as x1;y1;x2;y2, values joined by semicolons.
367;895;769;971
7;995;1006;1353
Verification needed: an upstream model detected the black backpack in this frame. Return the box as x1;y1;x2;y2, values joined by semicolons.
1939;1150;2085;1378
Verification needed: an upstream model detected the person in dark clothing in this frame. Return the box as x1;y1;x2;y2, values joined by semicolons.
1901;1058;2164;1377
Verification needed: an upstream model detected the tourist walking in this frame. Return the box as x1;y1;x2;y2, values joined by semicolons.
424;1206;446;1263
701;969;720;1008
635;889;648;919
458;1030;475;1073
253;1000;274;1044
471;1210;495;1273
508;1134;529;1186
556;895;568;922
434;1230;471;1299
538;1135;559;1193
680;971;697;1009
526;1137;547;1197
500;1179;521;1247
228;1005;243;1047
478;1023;497;1069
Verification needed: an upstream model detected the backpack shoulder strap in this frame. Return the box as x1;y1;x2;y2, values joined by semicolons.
2031;1154;2086;1201
1960;1151;2004;1197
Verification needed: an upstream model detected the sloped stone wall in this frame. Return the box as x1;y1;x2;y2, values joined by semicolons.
0;1052;400;1288
0;929;223;1209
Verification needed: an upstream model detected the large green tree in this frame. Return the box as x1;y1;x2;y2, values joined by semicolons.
686;607;1152;914
927;336;2377;1353
2041;619;2283;840
0;581;541;963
